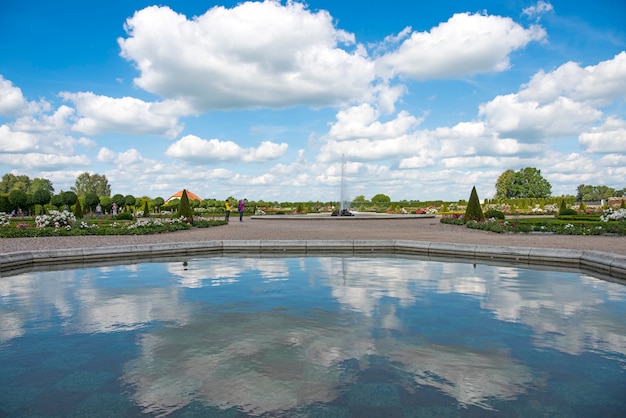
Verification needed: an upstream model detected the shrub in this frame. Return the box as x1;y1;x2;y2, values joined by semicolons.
464;186;484;223
559;208;578;216
115;212;134;221
484;208;505;220
143;200;150;218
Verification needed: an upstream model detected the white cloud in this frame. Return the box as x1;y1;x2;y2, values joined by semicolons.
118;2;375;110
165;135;288;163
60;92;187;138
0;76;29;116
479;94;602;141
377;12;546;80
520;52;626;107
579;117;626;153
0;152;90;170
97;147;117;163
522;1;554;21
328;104;422;141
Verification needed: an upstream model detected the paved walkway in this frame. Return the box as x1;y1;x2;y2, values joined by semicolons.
1;216;625;256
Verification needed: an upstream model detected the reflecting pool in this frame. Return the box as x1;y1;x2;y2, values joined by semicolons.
1;256;625;417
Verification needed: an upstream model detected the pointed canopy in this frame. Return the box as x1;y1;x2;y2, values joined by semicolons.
165;189;202;204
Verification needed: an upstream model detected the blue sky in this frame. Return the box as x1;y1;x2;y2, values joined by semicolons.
1;0;624;202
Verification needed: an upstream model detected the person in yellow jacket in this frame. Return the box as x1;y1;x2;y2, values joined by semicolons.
224;199;232;222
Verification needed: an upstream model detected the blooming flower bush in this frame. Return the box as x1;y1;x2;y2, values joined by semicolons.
35;210;76;229
0;213;10;227
601;208;626;222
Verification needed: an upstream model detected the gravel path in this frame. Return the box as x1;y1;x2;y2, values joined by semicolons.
1;216;625;256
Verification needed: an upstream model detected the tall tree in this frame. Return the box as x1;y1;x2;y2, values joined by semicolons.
494;169;515;199
28;178;54;194
0;173;30;193
72;172;111;197
576;184;616;201
494;167;551;199
32;189;52;214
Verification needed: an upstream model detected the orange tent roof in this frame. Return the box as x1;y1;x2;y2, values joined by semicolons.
166;189;202;203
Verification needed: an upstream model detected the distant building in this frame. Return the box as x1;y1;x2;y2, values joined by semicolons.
165;189;202;204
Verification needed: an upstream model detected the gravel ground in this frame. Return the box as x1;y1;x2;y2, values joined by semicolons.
1;216;625;256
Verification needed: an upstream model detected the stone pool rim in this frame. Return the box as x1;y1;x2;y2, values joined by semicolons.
1;240;625;282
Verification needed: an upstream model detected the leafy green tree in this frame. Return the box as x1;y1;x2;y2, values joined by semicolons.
8;189;28;211
576;184;616;201
464;186;484;222
371;193;391;203
32;189;52;214
84;192;100;213
124;195;136;208
28;178;54;194
62;191;78;209
100;196;112;213
112;194;126;210
50;194;64;209
352;195;366;204
495;167;551;199
494;169;515;199
1;173;31;193
72;172;111;197
151;197;164;213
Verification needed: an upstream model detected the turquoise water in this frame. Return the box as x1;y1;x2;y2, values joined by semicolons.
1;256;625;417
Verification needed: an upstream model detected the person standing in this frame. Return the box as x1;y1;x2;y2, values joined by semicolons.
238;198;247;222
224;199;231;222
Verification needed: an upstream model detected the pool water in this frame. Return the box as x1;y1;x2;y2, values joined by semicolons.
1;256;625;417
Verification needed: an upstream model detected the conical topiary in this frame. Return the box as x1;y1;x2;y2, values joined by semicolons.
177;189;194;222
559;199;567;215
143;200;150;218
74;199;83;219
464;186;484;223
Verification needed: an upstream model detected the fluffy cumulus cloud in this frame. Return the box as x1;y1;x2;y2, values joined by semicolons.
377;13;546;80
60;92;187;138
0;76;29;116
519;52;626;107
118;1;375;110
165;135;288;163
579;117;626;153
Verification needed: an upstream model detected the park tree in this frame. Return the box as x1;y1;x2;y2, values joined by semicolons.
464;186;484;222
72;172;111;197
142;200;150;217
371;193;391;203
494;169;515;199
494;167;551;199
8;189;28;211
124;195;136;209
32;189;52;214
62;191;78;209
28;178;54;194
0;173;31;193
151;197;164;213
576;184;616;201
111;194;125;210
50;193;64;209
84;192;100;213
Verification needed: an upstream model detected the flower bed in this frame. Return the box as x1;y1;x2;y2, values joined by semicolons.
0;211;227;238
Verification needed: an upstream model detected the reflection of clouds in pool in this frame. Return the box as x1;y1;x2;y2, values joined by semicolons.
481;269;626;357
167;258;290;288
122;305;536;415
72;286;189;333
0;270;80;343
